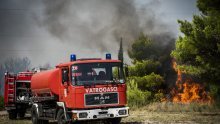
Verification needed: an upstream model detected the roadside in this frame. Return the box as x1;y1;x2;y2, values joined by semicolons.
1;110;220;124
0;110;6;116
123;110;220;123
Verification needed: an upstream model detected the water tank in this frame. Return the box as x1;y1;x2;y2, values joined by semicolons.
31;68;60;95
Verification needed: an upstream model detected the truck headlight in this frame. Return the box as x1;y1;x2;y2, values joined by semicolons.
118;109;127;115
79;112;88;118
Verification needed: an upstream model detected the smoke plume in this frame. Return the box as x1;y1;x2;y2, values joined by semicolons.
0;0;178;67
36;0;175;52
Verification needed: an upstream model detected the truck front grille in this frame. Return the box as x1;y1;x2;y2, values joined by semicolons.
85;93;118;106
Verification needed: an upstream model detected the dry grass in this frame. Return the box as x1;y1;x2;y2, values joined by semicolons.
0;115;31;124
1;103;220;124
143;102;220;112
123;102;220;123
123;110;220;123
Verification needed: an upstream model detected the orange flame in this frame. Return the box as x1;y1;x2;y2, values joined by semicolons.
170;60;212;103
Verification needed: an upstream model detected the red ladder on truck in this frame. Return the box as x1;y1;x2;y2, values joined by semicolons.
7;77;15;103
4;74;16;107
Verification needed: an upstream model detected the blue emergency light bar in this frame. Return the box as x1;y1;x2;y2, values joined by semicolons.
70;54;76;61
106;53;111;60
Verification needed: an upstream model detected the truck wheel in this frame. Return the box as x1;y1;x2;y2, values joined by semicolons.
18;111;25;118
57;109;68;124
8;110;17;120
106;118;121;124
31;106;49;124
41;120;49;124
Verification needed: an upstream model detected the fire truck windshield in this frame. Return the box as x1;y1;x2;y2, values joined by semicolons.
71;62;124;86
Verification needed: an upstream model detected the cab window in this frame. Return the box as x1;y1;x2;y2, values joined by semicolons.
62;68;69;84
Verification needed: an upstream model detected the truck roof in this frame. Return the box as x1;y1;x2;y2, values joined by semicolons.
56;59;121;67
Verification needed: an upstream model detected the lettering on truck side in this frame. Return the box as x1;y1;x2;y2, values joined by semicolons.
85;87;118;93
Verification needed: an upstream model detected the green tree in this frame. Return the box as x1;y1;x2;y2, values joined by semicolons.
0;57;31;95
134;73;164;91
127;32;174;106
128;32;175;85
118;38;124;64
128;32;174;63
128;60;161;77
171;0;220;99
171;0;220;82
128;33;159;62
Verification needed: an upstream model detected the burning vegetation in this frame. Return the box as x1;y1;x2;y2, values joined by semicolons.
169;60;212;103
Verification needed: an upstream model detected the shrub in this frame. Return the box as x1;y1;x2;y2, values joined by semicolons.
127;73;165;108
127;79;151;108
133;73;164;91
154;92;164;102
126;60;165;108
209;84;220;105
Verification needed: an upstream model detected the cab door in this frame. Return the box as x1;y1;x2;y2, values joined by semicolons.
59;67;70;100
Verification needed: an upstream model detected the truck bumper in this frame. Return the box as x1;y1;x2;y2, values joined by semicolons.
5;106;16;110
71;107;129;121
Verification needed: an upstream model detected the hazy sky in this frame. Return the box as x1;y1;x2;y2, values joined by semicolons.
0;0;199;68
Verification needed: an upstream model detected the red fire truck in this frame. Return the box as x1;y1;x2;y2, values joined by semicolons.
4;71;34;119
4;54;129;124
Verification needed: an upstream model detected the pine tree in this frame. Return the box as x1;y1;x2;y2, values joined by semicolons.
118;38;124;64
171;0;220;83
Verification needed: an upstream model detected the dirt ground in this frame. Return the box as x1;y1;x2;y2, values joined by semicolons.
0;110;220;124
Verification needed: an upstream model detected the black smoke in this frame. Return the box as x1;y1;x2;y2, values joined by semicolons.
36;0;175;52
0;0;177;67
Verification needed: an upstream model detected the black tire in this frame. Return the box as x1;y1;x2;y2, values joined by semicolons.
18;111;25;118
57;109;68;124
8;110;17;120
41;120;49;124
106;118;122;124
31;105;49;124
